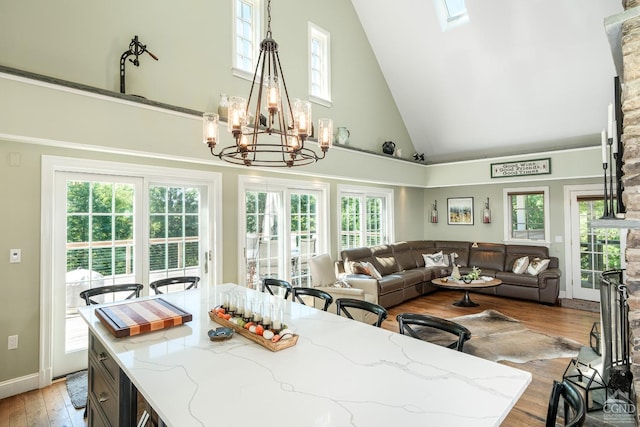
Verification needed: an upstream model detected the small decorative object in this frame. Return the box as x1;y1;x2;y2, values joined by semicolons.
452;264;461;280
119;35;158;95
217;93;229;119
382;141;395;155
395;148;403;158
430;200;438;223
483;198;491;224
413;153;425;162
465;266;482;281
336;127;350;145
208;327;234;341
448;197;474;225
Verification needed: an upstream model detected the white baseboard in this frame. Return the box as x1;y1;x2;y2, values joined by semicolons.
0;373;40;399
559;290;566;299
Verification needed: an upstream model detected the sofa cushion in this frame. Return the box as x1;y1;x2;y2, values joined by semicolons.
407;240;436;267
512;256;530;274
468;242;506;271
350;261;382;279
377;274;405;295
391;242;419;271
495;271;540;288
435;241;470;267
370;245;399;275
527;258;550;276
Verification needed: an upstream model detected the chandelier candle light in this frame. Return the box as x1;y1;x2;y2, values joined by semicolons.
202;0;332;167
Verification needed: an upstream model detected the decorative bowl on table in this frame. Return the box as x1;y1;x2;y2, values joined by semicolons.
208;327;234;341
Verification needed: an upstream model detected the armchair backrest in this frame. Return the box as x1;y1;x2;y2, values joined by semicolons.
309;254;336;287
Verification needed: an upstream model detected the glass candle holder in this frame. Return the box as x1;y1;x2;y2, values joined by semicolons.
236;295;245;318
262;303;272;329
252;300;263;324
271;304;284;333
243;298;253;322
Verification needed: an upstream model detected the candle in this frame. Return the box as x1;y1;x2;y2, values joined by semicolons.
269;87;278;107
232;110;240;130
601;128;608;164
608;103;614;138
612;120;618;155
299;114;307;133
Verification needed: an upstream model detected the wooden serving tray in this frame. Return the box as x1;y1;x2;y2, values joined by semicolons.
96;298;192;338
208;311;298;352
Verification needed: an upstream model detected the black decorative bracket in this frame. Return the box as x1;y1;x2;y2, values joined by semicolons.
119;35;158;94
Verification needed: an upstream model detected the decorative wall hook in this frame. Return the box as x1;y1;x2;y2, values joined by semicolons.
483;197;491;224
120;35;158;94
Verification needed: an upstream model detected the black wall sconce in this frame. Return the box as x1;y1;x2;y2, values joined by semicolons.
430;200;438;223
483;198;491;224
119;35;158;95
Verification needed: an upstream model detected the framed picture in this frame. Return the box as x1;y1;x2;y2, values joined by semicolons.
447;197;474;225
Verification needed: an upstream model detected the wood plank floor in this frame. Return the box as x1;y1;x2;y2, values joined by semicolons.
0;290;599;426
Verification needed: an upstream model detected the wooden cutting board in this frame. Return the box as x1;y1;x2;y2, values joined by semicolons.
95;298;192;338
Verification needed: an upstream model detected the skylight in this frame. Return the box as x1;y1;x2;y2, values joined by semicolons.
435;0;469;31
444;0;467;22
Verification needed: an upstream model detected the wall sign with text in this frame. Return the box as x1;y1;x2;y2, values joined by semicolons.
491;158;551;178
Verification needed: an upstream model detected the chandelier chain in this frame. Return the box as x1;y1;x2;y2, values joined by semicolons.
266;0;272;38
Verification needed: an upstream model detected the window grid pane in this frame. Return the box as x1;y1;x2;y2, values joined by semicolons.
510;193;545;240
149;185;201;282
235;0;255;72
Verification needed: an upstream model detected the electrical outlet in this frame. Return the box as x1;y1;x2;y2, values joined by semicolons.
8;335;18;350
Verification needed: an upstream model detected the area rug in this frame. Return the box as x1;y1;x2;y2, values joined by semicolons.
66;369;88;409
416;309;582;363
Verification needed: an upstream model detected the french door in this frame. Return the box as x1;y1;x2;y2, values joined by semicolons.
46;158;218;379
240;177;327;289
568;186;624;301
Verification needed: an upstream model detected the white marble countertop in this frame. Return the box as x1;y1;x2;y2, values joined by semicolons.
80;283;531;427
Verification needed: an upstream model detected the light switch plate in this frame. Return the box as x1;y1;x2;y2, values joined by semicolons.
10;249;21;263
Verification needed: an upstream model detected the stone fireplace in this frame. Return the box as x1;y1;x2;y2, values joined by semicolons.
618;0;640;419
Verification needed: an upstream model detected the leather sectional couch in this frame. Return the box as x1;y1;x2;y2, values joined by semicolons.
339;240;561;308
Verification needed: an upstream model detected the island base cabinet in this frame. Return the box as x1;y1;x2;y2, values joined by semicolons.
87;331;136;426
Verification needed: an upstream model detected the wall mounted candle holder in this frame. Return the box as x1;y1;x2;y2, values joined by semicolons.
430;200;438;223
483;198;491;224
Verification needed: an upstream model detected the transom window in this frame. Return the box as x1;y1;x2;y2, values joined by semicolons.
338;185;394;251
233;0;262;79
308;22;332;106
503;186;550;244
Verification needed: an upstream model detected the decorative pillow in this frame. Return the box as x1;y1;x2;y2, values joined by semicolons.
362;261;383;279
527;257;550;276
349;261;369;275
512;256;530;274
349;261;382;279
423;251;448;267
333;279;352;288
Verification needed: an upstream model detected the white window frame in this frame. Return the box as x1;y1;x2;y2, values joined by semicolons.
337;185;394;252
503;186;550;247
308;22;332;107
238;175;330;286
232;0;263;81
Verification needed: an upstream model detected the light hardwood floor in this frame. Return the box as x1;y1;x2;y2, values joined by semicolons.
0;290;599;426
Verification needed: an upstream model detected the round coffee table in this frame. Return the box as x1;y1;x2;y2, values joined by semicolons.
431;277;502;307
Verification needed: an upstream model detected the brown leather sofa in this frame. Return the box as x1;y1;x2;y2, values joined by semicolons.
339;240;561;308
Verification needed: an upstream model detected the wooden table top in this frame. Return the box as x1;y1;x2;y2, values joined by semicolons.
432;277;502;290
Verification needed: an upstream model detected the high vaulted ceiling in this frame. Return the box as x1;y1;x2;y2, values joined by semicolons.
351;0;624;164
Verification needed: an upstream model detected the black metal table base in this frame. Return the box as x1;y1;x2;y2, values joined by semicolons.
453;291;479;307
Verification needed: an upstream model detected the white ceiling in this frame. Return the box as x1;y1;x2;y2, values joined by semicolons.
351;0;624;163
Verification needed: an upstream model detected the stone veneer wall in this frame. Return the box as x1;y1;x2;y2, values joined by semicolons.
621;0;640;417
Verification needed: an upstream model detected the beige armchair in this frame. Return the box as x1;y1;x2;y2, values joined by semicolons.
308;254;379;318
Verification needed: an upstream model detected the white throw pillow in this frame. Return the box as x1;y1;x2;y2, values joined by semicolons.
527;258;550;276
512;256;530;274
362;261;383;279
423;251;447;267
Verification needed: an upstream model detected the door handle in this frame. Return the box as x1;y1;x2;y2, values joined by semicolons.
204;251;209;274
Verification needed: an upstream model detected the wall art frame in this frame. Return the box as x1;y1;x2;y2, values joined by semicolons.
447;197;474;225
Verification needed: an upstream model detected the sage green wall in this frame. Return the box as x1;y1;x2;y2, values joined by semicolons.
0;138;425;384
0;0;413;158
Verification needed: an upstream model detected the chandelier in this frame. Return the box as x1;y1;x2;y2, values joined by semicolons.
203;0;333;167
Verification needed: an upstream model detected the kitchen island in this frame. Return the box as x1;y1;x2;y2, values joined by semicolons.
79;283;531;426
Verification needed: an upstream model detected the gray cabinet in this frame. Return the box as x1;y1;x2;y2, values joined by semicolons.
87;332;136;427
